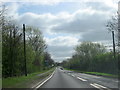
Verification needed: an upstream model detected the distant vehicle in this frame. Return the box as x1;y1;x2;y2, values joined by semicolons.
60;67;63;70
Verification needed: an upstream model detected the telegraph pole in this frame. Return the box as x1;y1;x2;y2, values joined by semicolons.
118;2;120;89
23;24;27;76
112;31;116;59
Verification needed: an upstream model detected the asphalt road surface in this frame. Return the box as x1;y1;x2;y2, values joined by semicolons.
40;67;119;89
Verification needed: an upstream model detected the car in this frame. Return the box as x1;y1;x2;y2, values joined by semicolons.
60;67;63;70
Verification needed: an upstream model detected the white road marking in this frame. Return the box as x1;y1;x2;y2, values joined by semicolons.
90;83;101;89
77;77;87;81
94;76;101;78
32;69;56;89
37;70;55;88
90;83;111;90
71;75;75;77
93;83;107;88
67;73;71;75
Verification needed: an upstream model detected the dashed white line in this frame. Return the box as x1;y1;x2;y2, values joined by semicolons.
115;80;118;82
93;83;107;88
90;83;101;89
94;76;101;78
90;83;111;90
71;74;75;77
77;77;87;81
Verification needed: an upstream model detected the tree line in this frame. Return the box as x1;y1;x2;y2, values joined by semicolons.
62;42;119;75
1;6;54;78
62;12;120;75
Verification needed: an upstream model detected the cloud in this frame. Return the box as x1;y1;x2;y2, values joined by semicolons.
45;36;79;46
80;28;112;42
17;6;113;36
2;0;64;5
50;8;112;36
45;36;78;61
5;1;117;62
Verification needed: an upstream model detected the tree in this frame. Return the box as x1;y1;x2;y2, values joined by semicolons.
1;6;52;77
106;5;120;74
26;26;47;70
62;42;108;72
75;42;106;58
44;52;54;68
75;42;106;71
106;12;120;52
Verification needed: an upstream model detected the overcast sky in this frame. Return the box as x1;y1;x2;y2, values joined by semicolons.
2;0;118;62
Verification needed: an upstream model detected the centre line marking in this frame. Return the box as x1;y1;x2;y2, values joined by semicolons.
90;83;111;90
90;83;102;90
94;83;107;88
71;75;75;77
77;77;87;81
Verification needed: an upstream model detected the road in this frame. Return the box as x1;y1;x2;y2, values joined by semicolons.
40;67;119;89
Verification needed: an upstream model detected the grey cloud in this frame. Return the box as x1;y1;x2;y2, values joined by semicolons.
15;1;116;62
18;13;53;33
47;45;74;61
80;28;112;42
50;12;108;35
48;45;74;53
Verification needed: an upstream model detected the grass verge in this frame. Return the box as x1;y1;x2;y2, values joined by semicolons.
64;68;118;78
2;67;55;88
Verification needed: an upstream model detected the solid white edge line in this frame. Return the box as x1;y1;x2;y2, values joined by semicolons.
36;70;55;88
32;69;56;89
77;77;87;81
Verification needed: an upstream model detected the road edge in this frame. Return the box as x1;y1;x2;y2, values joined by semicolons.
32;68;56;89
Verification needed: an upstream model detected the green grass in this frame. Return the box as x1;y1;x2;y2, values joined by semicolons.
2;67;55;88
64;68;118;78
0;78;1;88
84;72;118;77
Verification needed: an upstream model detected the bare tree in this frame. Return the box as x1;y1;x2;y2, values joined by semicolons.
106;12;120;53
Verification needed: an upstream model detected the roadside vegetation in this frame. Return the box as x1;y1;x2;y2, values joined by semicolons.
62;42;120;77
64;68;118;78
62;12;120;77
2;68;55;88
1;5;55;87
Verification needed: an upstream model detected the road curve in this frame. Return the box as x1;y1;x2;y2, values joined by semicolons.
40;67;119;89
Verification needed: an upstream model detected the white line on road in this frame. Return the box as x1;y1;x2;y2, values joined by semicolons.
71;74;75;77
94;83;107;88
90;84;100;88
93;76;101;78
77;77;87;81
90;83;101;89
32;69;56;89
90;83;111;90
37;70;55;88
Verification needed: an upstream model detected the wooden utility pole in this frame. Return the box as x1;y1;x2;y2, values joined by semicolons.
112;31;116;59
10;28;13;77
23;24;27;76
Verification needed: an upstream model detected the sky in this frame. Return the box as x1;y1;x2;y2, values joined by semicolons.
1;0;118;62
